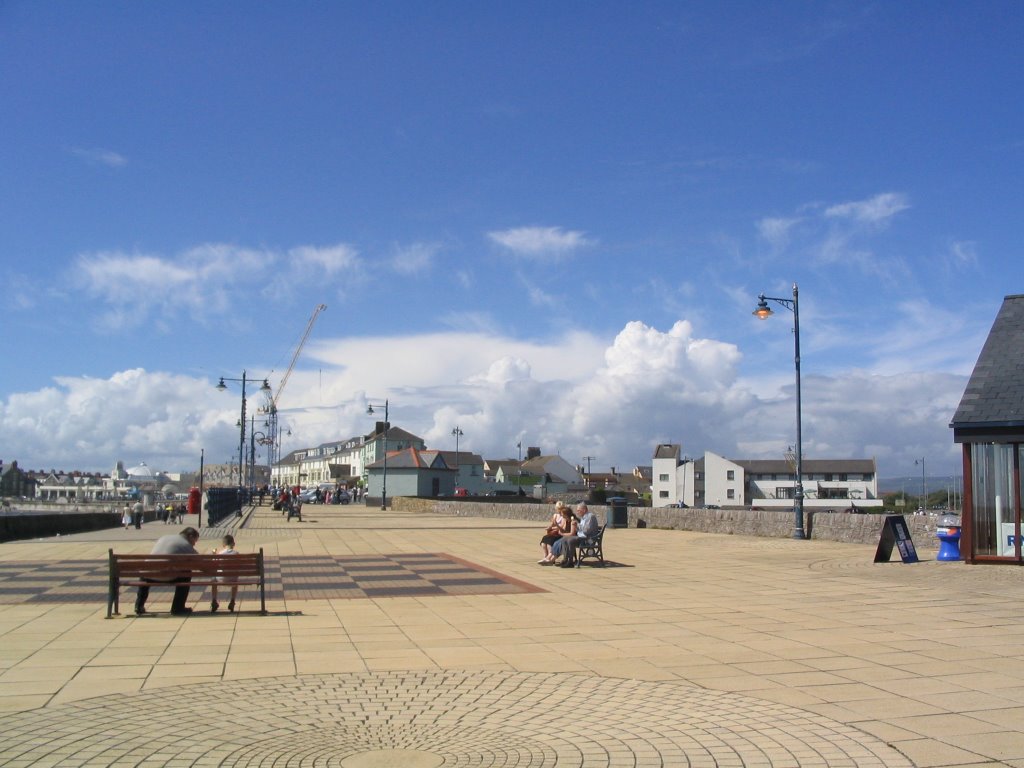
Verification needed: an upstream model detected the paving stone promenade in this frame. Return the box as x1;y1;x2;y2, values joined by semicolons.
0;503;1022;767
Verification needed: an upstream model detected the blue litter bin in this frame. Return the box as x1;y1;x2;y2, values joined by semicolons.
936;514;962;561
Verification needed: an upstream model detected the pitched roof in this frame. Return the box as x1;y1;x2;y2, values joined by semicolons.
951;294;1024;430
484;459;520;474
366;447;451;470
366;425;423;443
653;444;680;460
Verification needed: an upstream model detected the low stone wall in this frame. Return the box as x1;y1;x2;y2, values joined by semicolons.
392;497;943;551
0;511;131;542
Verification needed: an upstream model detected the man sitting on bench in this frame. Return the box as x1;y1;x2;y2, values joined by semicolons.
135;527;200;616
559;502;600;568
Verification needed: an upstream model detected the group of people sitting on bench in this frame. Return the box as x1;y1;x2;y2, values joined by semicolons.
538;501;599;567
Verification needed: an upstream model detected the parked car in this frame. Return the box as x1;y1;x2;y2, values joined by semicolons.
298;488;320;504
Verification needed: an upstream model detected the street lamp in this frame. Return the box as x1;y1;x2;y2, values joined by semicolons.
250;423;271;494
366;400;389;510
915;457;926;513
517;440;523;494
753;283;806;540
451;426;464;484
216;371;272;498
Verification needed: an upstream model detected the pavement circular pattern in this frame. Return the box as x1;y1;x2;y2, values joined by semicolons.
0;670;912;767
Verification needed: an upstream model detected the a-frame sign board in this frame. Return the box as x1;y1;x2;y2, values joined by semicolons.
874;514;919;563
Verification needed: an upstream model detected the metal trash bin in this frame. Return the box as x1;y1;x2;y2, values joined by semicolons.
607;496;628;529
936;514;962;561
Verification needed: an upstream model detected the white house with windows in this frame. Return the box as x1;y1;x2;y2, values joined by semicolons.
271;424;426;491
652;444;881;510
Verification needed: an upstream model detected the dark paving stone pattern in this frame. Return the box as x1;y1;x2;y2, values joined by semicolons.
0;670;912;767
0;554;543;606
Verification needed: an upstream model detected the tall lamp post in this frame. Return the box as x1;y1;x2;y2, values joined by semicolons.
250;426;271;494
366;400;389;510
451;426;464;485
753;283;806;540
915;457;926;512
217;372;272;497
516;440;523;494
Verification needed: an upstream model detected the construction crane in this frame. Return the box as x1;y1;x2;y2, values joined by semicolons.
260;303;327;473
274;303;327;410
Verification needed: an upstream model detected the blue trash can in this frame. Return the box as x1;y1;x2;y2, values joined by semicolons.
936;514;962;561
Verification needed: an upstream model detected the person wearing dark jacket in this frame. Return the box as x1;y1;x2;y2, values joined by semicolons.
134;527;200;616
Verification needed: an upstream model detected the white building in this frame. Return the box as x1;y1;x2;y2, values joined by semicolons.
271;424;426;490
652;444;881;510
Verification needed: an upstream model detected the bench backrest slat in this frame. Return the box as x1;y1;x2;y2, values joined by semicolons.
111;553;262;579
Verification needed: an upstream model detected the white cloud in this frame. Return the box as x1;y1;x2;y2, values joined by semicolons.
753;193;912;281
525;283;560;308
0;320;970;478
488;226;593;260
69;146;128;168
73;244;284;330
289;243;360;276
947;240;978;270
824;192;909;224
866;299;989;376
757;216;802;250
0;370;233;471
389;242;439;275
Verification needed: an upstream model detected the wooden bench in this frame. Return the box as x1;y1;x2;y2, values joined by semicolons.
107;548;267;618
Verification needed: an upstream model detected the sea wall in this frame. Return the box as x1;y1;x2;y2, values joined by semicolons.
0;510;162;542
391;497;943;550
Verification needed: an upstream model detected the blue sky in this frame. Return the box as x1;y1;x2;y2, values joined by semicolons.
1;2;1021;479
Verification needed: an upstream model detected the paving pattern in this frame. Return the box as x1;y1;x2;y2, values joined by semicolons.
0;553;543;606
0;670;912;767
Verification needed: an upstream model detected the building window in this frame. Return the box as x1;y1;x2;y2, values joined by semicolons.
970;443;1017;557
776;487;794;499
727;489;735;499
727;470;735;480
659;473;669;482
659;490;669;498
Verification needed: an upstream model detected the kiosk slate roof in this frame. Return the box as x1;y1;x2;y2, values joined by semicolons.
951;293;1024;429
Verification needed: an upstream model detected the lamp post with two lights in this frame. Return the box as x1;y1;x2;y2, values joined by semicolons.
366;400;389;510
250;421;272;495
753;283;806;540
451;427;464;485
216;372;271;498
